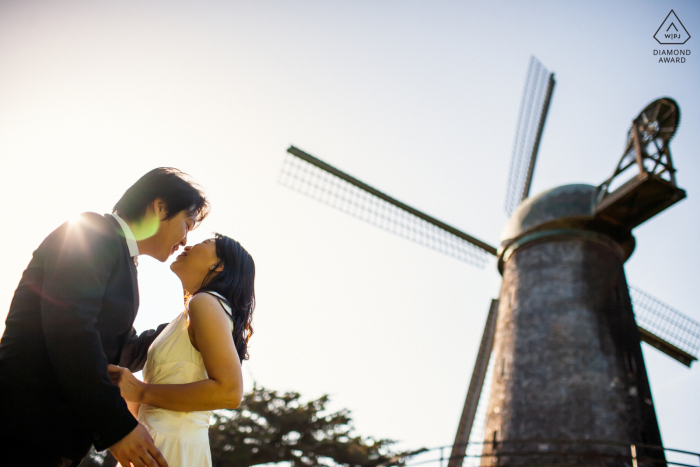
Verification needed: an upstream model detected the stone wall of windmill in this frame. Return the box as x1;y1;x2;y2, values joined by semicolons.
480;185;666;466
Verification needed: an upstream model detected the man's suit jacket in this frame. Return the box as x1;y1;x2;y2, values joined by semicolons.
0;213;167;460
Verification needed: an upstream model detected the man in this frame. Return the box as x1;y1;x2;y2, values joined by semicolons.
0;168;210;466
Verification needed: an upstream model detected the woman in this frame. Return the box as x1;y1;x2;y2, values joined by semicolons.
108;233;255;467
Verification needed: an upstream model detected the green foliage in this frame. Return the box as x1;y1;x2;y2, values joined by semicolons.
210;385;423;467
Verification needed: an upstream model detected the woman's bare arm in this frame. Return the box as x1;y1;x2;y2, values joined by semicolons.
126;400;141;419
108;294;243;412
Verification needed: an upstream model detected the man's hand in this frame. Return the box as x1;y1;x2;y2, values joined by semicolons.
108;364;145;403
108;423;168;467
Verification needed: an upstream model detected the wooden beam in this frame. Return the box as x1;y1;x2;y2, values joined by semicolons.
631;121;646;176
448;299;500;467
638;327;697;367
521;73;555;201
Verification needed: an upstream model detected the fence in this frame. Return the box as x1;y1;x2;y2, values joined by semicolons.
387;440;700;467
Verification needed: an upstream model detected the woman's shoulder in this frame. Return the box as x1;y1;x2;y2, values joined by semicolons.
189;292;223;309
194;291;231;310
189;293;231;318
188;292;234;333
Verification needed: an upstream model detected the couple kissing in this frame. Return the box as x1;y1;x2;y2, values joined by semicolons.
0;168;256;467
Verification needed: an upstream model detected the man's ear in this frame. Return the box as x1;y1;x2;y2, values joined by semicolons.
153;198;168;220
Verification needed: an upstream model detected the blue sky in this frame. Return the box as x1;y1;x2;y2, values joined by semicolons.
0;0;698;457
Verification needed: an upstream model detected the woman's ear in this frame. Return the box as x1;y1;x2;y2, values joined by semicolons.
214;262;225;273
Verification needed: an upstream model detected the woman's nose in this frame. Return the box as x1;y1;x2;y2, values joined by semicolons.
183;245;192;252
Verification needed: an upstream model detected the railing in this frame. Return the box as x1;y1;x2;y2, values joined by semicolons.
386;440;700;467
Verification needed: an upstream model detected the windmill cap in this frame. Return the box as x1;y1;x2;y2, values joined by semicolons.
498;184;635;273
501;184;597;243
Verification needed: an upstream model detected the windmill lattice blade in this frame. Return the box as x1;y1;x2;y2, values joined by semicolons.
279;147;496;268
448;299;499;467
630;285;700;365
462;353;495;467
504;56;555;216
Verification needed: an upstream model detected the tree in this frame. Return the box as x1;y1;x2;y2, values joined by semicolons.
79;385;423;467
210;385;422;467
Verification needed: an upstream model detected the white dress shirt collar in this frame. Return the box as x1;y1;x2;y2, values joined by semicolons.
110;213;140;257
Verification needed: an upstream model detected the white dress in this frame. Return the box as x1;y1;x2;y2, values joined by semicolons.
138;292;232;467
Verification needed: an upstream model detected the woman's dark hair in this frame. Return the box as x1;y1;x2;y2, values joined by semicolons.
113;167;210;226
196;233;256;362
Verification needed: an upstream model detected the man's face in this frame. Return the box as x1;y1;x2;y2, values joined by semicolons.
151;210;195;262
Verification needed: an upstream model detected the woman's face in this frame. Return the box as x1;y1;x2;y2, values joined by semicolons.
170;238;220;292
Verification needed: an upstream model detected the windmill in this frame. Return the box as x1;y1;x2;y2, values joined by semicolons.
276;56;700;466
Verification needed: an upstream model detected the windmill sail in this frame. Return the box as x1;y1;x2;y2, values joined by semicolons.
461;359;496;467
279;146;496;268
504;56;556;216
448;299;498;467
630;285;700;366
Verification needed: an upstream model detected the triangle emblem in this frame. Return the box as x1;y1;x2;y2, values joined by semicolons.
654;10;691;44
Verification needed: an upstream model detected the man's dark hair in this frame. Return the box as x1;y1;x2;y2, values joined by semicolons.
113;168;210;226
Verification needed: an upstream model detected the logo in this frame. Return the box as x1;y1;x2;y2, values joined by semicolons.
654;10;690;44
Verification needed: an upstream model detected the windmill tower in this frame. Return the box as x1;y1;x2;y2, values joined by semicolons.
478;96;686;466
277;57;699;466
